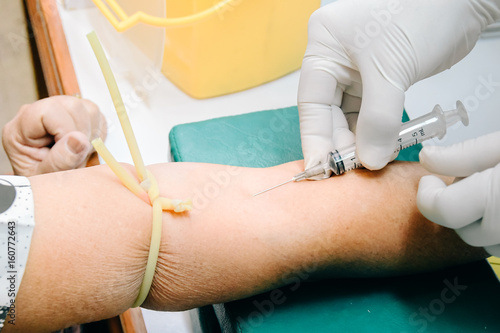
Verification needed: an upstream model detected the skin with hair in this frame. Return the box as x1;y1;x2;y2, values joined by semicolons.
6;160;487;332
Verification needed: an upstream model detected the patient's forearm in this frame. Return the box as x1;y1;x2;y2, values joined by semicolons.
11;161;487;331
144;160;487;310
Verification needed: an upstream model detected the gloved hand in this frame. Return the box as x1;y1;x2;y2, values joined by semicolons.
417;131;500;256
2;96;107;176
298;0;500;175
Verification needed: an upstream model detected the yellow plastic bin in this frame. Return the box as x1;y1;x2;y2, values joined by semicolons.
92;0;321;99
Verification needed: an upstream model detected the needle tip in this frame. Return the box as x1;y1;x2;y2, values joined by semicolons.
252;179;293;197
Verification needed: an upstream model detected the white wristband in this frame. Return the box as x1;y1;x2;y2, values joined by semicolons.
0;176;35;328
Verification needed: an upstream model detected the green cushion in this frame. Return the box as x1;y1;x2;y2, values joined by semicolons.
213;261;500;333
169;106;421;167
169;106;500;333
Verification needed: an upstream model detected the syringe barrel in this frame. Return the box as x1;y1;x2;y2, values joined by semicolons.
327;101;469;176
398;101;468;150
327;144;359;176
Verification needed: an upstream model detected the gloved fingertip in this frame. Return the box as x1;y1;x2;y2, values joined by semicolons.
417;175;445;200
418;145;438;167
357;145;391;170
416;175;448;224
304;153;325;170
364;160;389;171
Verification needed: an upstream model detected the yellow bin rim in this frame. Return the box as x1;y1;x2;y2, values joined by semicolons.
92;0;238;31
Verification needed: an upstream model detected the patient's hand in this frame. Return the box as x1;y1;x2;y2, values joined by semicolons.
2;96;107;176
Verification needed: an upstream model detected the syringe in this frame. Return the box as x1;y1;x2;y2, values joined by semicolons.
253;101;469;196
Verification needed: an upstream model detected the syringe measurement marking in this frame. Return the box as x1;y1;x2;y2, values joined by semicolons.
398;126;427;151
398;139;418;151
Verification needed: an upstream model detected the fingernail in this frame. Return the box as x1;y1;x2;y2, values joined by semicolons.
66;136;86;154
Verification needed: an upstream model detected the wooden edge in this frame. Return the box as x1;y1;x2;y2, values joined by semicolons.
26;0;80;96
119;308;148;333
26;1;148;332
86;151;100;167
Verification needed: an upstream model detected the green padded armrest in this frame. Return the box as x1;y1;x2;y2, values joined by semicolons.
169;106;500;333
212;260;500;333
169;106;421;167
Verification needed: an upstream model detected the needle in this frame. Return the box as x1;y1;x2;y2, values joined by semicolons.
253;179;294;197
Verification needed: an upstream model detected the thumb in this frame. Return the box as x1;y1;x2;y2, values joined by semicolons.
356;73;405;170
419;131;500;177
37;132;92;174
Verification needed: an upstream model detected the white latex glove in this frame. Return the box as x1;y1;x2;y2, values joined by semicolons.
2;96;107;176
417;131;500;256
298;0;500;175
